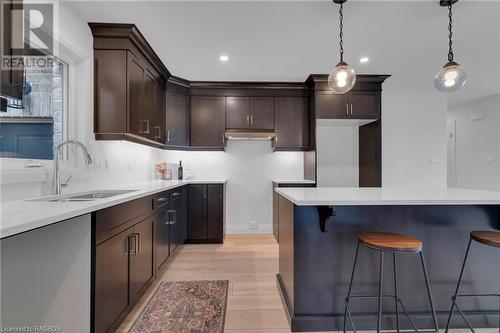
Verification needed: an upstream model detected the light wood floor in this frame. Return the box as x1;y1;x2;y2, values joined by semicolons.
117;235;498;333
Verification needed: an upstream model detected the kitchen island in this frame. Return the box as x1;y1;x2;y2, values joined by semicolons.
275;187;500;332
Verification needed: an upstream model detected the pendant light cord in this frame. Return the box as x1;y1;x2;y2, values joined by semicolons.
448;4;454;62
339;2;344;62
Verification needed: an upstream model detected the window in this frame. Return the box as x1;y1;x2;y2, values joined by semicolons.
0;57;68;159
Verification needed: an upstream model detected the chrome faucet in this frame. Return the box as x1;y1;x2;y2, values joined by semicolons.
53;140;92;195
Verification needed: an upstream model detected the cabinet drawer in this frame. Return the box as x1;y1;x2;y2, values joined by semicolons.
154;191;171;209
95;196;153;244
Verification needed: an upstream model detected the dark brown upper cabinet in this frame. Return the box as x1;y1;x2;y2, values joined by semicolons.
166;90;189;147
226;97;250;129
274;96;309;151
154;81;166;142
349;91;380;119
190;96;226;150
226;96;274;130
250;97;274;129
315;91;380;119
0;1;24;100
308;74;389;120
90;23;170;149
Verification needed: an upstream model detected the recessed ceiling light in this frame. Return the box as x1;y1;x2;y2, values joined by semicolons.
360;57;369;63
219;55;229;62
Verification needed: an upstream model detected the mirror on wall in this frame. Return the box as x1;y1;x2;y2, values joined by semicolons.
0;57;68;160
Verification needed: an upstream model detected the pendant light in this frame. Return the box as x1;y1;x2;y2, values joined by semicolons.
434;0;468;92
328;0;356;94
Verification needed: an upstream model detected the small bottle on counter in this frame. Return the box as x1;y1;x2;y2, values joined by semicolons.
178;161;183;180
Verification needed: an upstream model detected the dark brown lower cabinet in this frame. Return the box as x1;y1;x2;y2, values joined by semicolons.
188;184;225;243
94;184;222;332
94;227;131;333
154;204;171;273
94;216;154;333
207;185;224;240
170;190;184;252
129;217;154;303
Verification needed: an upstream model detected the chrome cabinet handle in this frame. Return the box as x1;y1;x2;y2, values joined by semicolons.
246;115;250;125
250;115;254;125
167;130;170;142
346;104;349;115
139;120;150;134
222;134;225;144
128;234;138;256
172;192;181;198
154;126;161;139
350;104;353;115
203;188;207;200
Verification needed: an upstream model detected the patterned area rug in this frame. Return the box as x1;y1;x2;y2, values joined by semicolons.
129;280;229;333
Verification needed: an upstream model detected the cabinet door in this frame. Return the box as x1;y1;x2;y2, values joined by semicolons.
207;184;224;240
226;97;250;129
153;81;166;142
190;96;226;147
348;91;380;119
94;50;127;134
250;97;274;129
127;53;146;136
274;96;309;150
316;93;348;119
166;91;189;146
154;207;170;272
171;190;184;252
188;185;207;240
142;69;157;139
94;228;131;333
130;217;154;302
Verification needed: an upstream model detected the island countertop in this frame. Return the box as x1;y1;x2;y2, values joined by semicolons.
275;187;500;206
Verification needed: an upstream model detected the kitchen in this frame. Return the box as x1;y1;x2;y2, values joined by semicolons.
1;1;499;333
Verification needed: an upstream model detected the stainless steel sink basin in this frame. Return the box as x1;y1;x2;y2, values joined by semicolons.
29;190;138;202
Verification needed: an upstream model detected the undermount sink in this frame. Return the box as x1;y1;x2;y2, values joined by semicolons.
29;190;138;202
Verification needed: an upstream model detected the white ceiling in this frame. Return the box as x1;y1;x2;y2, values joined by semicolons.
68;0;500;106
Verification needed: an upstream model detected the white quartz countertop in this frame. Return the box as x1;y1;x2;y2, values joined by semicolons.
272;179;316;185
275;187;500;206
0;179;226;239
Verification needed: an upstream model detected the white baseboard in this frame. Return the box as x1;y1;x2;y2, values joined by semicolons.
226;224;273;234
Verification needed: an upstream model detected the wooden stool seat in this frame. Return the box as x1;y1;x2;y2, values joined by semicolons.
470;230;500;248
358;232;423;253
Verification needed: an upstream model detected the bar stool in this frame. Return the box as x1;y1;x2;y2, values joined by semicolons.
445;230;500;333
344;232;439;333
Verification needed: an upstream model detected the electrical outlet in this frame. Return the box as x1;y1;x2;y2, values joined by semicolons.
248;221;258;231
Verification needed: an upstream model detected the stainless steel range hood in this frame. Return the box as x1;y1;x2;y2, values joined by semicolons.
224;130;276;141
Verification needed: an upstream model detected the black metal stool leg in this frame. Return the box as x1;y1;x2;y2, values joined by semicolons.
344;242;360;333
445;237;473;333
393;253;400;333
377;251;385;333
420;251;439;333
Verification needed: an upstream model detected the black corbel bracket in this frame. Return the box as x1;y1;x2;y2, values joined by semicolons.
317;206;335;232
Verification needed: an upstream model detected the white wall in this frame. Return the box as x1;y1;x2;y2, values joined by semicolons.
316;120;359;187
447;94;500;191
382;90;448;188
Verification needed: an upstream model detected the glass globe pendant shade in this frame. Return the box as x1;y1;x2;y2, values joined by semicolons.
328;62;356;94
434;61;468;93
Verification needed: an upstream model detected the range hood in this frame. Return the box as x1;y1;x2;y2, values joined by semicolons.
224;130;276;141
